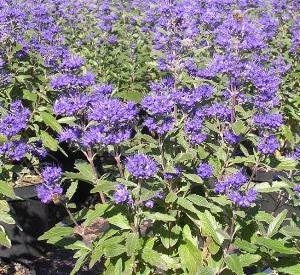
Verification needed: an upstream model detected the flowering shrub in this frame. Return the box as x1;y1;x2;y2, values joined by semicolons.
1;0;300;274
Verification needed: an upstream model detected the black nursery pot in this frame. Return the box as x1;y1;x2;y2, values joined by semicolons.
0;184;49;262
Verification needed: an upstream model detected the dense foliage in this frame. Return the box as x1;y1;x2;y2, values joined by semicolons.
1;0;300;274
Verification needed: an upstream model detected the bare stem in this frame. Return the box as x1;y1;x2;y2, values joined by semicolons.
159;135;166;170
85;148;106;204
114;145;124;178
63;203;79;226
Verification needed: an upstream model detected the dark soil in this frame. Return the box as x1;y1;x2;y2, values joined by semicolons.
0;247;102;275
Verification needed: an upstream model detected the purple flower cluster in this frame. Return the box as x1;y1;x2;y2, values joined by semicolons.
126;154;158;179
53;92;90;116
0;140;28;161
294;185;300;195
184;116;207;145
37;165;63;204
224;130;240;145
257;135;280;155
163;166;182;181
215;171;256;207
197;163;213;179
0;101;30;138
141;91;174;136
253;113;283;130
171;85;214;113
51;72;96;92
294;145;300;159
113;184;132;205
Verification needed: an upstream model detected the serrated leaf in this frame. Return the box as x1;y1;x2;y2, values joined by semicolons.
142;248;175;271
179;240;202;274
66;181;78;200
91;180;115;193
239;254;261;267
183;173;203;184
126;233;139;256
187;194;223;213
280;225;300;237
234;239;257;253
225;254;243;275
252;181;289;193
114;258;123;275
144;212;176;222
70;252;88;275
40;111;62;132
0;180;16;199
277;264;300;275
89;243;104;268
177;197;199;213
275;157;298;171
65;160;94;184
108;213;131;230
267;210;288;238
104;243;126;257
255;237;298;254
40;130;58;151
197;210;224;246
0;226;11;248
0;211;15;224
38;225;73;241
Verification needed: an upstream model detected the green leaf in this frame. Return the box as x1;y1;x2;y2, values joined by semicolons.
70;252;88;275
275;157;298;171
195;267;216;275
267;210;288;238
280;225;300;237
255;237;298;254
38;225;73;241
0;226;11;248
239;254;261;267
165;192;177;203
282;125;295;145
144;212;176;222
91;180;115;193
177;197;199;213
89;243;104;268
23;90;37;102
183;173;203;184
233;239;257;253
114;258;123;275
187;194;223;213
126;233;140;256
277;264;300;275
65;160;94;184
160;225;181;249
108;213;131;230
252;181;289;193
40;111;62;132
179;240;203;274
83;203;110;226
0;211;15;224
232;120;246;135
104;243;126;257
40;130;58;151
197;210;224;246
142;248;177;271
66;181;78;201
116;91;143;103
225;254;244;275
0;180;16;199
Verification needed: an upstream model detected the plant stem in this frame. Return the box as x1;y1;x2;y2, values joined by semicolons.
63;203;79;226
86;148;106;204
114;145;124;178
159;135;166;170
